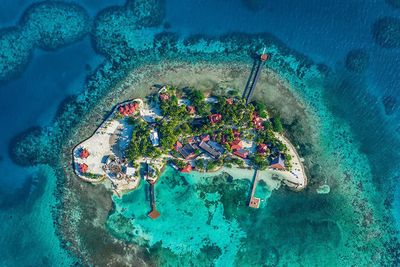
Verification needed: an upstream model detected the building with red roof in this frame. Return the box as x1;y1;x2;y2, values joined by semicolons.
230;139;243;151
181;164;192;173
226;98;234;105
80;148;90;159
186;105;196;115
118;102;139;116
78;163;88;173
233;129;241;139
261;53;269;62
159;93;170;101
252;112;264;130
257;143;268;155
270;154;285;170
200;134;210;142
209;114;222;124
234;149;249;159
174;141;183;151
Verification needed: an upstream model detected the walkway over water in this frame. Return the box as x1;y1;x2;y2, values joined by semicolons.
243;50;269;105
248;169;260;209
147;182;160;219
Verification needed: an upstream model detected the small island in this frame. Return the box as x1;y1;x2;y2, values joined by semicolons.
73;81;307;216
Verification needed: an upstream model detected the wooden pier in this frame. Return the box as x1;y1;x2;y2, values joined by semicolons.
243;48;269;105
147;181;160;219
249;169;260;209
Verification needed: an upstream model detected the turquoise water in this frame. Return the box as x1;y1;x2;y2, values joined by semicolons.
0;0;399;266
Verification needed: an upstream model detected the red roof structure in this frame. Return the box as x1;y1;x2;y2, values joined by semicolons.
78;163;88;173
159;93;170;101
181;164;192;173
233;129;241;139
186;105;196;115
201;134;210;142
80;148;90;159
148;209;160;219
261;53;269;62
257;143;268;155
252;112;264;130
174;141;183;151
119;102;139;116
226;98;234;105
230;139;243;151
209;114;222;124
270;155;285;170
234;149;249;159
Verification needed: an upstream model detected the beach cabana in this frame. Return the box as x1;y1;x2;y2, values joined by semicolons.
79;163;88;173
80;148;90;159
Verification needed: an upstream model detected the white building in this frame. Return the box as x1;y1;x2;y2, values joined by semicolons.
150;129;159;146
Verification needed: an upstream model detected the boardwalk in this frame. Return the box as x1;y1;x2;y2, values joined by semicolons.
248;169;260;209
147;181;160;219
243;49;269;105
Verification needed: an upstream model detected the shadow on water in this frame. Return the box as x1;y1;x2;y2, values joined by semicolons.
0;169;47;212
323;68;400;194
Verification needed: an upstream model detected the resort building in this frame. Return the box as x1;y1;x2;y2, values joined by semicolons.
159;93;169;101
186;105;196;115
233;149;249;159
199;141;221;159
270;154;285;170
80;148;90;159
226;98;234;105
209;114;222;124
79;163;88;173
118;102;139;116
181;164;192;173
178;143;197;160
201;134;210;142
252;113;264;130
174;141;183;151
230;139;243;151
150;129;159;147
124;166;136;177
257;143;268;155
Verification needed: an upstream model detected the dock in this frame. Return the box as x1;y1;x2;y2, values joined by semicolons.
248;169;260;209
145;163;160;219
147;181;160;219
243;48;269;105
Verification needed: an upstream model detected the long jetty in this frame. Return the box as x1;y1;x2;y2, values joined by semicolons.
145;163;160;219
147;181;160;219
243;49;269;105
248;169;260;209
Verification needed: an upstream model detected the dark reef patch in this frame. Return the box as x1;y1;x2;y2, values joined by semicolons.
0;169;47;212
386;0;400;9
372;17;400;48
241;0;267;12
0;27;33;81
8;126;54;166
382;95;398;116
345;49;369;73
0;1;91;81
126;0;165;27
20;1;91;51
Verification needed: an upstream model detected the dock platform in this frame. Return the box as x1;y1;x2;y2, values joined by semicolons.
249;169;260;209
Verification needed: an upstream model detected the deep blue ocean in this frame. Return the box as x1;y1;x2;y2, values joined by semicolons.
0;0;399;265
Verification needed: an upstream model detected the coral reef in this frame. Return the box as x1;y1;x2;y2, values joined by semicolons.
345;49;369;73
0;1;91;81
0;27;33;81
382;95;398;116
372;17;400;48
92;0;165;60
386;0;400;9
241;0;267;12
